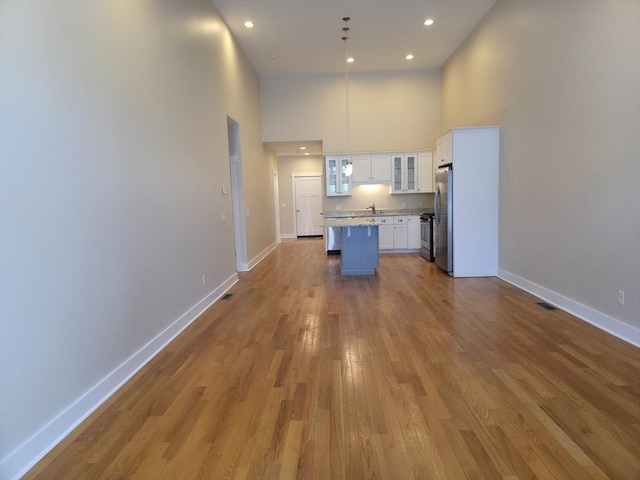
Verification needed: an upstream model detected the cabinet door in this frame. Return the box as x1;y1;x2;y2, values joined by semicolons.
374;217;394;249
339;157;352;195
436;132;452;167
405;154;416;192
417;151;433;192
393;216;408;248
325;156;339;196
370;153;391;182
392;154;403;192
326;156;351;196
378;225;394;249
407;216;421;248
351;154;372;183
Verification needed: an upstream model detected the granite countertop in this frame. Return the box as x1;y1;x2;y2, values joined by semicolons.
324;208;431;219
321;217;380;227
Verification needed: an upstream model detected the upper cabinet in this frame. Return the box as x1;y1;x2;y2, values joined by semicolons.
391;150;433;194
351;153;391;184
326;150;432;196
435;131;452;168
417;150;433;193
391;152;416;193
325;155;351;196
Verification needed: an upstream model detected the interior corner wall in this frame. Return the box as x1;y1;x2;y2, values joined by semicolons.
260;69;442;153
0;0;270;477
441;0;640;337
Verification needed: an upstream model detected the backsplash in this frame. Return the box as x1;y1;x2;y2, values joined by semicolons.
323;184;434;213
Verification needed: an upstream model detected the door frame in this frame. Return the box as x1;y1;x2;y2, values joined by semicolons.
227;117;248;272
291;172;322;237
272;169;281;244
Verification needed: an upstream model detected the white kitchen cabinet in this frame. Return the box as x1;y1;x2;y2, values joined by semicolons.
352;153;391;184
393;216;408;249
372;215;421;251
373;216;394;249
416;150;433;193
325;155;351;196
391;153;417;193
435;131;452;168
407;215;421;249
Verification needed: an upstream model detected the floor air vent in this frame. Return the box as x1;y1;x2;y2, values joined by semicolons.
536;301;557;311
222;293;233;300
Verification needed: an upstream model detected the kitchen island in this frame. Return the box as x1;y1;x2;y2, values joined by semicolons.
321;218;379;275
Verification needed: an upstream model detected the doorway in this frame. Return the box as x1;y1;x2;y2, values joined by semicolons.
227;116;248;271
292;174;323;237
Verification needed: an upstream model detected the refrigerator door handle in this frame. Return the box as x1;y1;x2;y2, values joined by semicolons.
434;186;440;224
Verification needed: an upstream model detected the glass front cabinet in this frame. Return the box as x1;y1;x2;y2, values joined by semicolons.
325;155;352;196
391;153;417;193
391;151;433;193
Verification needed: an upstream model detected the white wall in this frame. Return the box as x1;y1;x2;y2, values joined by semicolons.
442;0;640;340
0;1;271;477
261;69;442;153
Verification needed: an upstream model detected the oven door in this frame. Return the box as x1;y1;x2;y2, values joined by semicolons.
420;217;434;261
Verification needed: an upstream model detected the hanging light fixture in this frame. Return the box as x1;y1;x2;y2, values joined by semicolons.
342;17;353;177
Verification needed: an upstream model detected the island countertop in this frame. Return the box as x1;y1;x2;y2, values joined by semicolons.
323;207;429;219
320;217;379;227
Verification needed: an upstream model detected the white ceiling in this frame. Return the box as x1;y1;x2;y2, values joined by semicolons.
212;0;496;156
212;0;496;76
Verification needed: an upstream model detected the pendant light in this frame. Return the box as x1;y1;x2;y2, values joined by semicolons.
342;17;353;177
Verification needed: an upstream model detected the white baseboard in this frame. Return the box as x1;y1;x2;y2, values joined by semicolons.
248;242;277;270
0;273;239;480
498;268;640;347
280;233;296;239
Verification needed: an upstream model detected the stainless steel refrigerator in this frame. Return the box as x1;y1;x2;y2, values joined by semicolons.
434;165;453;274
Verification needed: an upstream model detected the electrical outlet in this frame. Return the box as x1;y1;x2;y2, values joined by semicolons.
202;274;206;286
221;212;226;222
618;290;625;305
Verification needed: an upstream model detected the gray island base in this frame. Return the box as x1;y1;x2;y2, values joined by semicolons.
339;225;379;275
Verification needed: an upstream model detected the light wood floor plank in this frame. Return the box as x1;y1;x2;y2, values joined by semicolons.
23;238;640;479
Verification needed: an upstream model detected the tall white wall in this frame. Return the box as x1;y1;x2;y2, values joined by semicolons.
0;1;271;477
261;69;442;153
442;0;640;339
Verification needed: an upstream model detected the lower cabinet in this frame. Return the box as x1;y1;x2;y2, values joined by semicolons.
407;215;421;249
374;217;394;249
393;217;408;249
373;216;420;251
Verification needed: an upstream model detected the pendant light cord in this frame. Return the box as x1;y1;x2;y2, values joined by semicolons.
342;17;351;153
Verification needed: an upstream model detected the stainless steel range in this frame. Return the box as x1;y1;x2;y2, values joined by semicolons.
420;213;434;261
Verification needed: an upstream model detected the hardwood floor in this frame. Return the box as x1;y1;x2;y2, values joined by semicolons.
25;238;640;479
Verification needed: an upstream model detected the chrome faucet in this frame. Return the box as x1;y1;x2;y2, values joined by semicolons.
366;203;376;214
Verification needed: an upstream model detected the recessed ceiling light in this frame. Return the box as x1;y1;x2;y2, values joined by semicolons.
406;54;414;60
346;57;354;63
299;146;306;150
424;18;434;26
304;152;310;156
244;20;254;28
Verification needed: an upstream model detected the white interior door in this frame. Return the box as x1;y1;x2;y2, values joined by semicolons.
294;176;322;236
